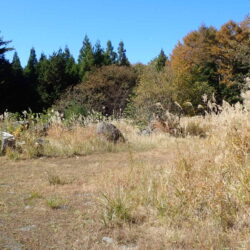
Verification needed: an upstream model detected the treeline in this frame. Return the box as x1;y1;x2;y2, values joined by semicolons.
0;35;130;113
0;17;249;120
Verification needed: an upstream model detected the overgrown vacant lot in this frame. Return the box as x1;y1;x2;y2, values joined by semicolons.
0;105;250;249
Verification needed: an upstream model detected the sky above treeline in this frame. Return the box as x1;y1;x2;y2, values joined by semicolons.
1;0;249;66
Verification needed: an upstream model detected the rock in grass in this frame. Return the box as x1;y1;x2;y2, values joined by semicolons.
96;122;125;143
1;132;15;154
102;236;114;244
138;127;152;136
19;224;36;232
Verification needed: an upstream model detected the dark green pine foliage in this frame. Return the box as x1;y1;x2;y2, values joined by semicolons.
39;52;47;62
24;47;38;82
23;47;41;111
36;53;49;108
155;49;167;71
0;35;15;112
64;47;79;84
117;41;130;66
11;52;27;111
93;40;105;66
78;35;95;79
0;34;13;59
37;52;48;79
0;59;13;112
37;48;78;108
12;52;22;75
104;40;117;65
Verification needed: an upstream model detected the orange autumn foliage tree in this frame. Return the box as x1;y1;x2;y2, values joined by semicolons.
171;25;217;106
213;19;250;84
171;17;250;105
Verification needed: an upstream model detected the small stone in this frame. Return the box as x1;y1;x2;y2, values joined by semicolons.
16;141;26;146
58;205;68;210
102;236;114;244
84;201;93;206
119;244;137;249
138;128;152;136
19;225;36;232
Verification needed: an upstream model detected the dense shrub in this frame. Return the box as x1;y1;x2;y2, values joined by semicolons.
126;64;178;125
56;65;138;117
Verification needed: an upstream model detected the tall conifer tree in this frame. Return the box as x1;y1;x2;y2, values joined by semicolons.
78;35;95;79
64;47;79;84
155;49;167;71
12;52;22;73
117;41;129;66
0;34;13;59
94;40;104;66
24;47;38;82
104;40;117;65
24;47;40;111
0;35;14;112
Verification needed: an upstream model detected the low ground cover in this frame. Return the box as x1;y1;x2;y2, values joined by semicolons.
0;101;249;249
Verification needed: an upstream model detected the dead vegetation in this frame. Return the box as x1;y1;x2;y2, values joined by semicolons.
0;97;250;249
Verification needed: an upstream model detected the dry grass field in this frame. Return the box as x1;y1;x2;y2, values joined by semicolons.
0;101;250;249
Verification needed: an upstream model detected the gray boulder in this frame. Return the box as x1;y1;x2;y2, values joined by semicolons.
1;132;15;154
96;122;125;143
138;127;152;136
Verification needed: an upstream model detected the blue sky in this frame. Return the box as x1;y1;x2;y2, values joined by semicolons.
1;0;249;66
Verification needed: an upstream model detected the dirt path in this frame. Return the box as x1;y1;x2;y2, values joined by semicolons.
0;149;173;249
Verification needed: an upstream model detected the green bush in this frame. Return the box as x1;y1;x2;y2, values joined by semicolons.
127;65;174;124
64;101;87;120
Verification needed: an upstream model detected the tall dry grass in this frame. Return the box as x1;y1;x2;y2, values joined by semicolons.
98;100;250;249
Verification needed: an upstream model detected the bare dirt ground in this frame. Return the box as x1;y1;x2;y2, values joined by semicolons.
0;150;172;250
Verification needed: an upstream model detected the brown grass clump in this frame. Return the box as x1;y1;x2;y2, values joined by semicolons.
183;121;207;137
97;103;250;249
45;124;99;156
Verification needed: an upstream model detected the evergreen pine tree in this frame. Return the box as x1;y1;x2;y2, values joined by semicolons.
24;47;40;111
117;41;129;66
78;35;95;79
155;49;167;71
93;40;105;66
104;40;117;65
12;52;22;73
0;34;13;59
64;46;79;84
24;47;38;82
11;52;28;111
37;48;79;108
39;52;47;62
0;35;16;112
37;52;48;83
